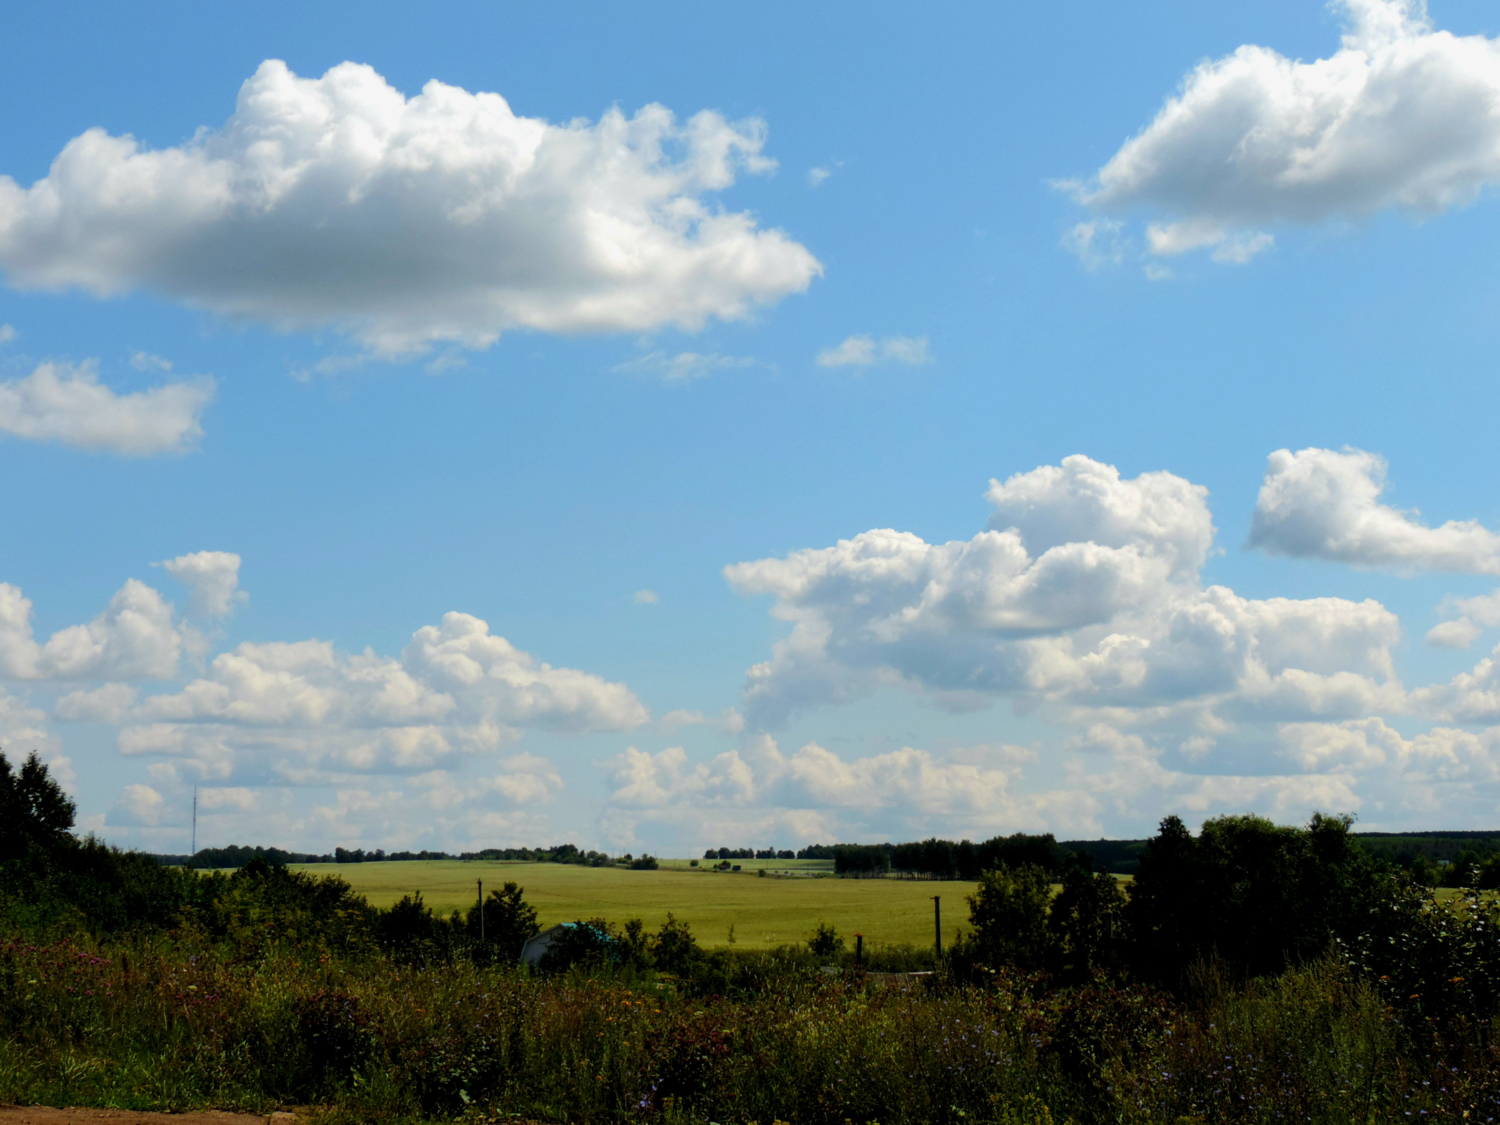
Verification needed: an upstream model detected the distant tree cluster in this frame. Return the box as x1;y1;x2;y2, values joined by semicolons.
462;843;616;866
152;841;645;871
702;847;797;860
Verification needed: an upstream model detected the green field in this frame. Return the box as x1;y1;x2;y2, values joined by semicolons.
294;859;975;950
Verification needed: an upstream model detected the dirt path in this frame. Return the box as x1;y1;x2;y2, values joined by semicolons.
0;1109;292;1125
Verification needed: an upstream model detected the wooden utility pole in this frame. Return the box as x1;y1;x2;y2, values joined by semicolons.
932;895;942;957
191;787;197;858
477;879;484;941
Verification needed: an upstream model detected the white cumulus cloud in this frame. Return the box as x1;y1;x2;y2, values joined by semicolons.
1076;0;1500;260
1249;447;1500;573
0;578;186;681
816;335;932;367
727;454;1403;728
0;361;213;455
0;60;821;356
112;610;648;786
1428;588;1500;649
158;551;246;618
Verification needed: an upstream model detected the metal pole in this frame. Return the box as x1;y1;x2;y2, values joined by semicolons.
932;896;942;957
478;879;484;942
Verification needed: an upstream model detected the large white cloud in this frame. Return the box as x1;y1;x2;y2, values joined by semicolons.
1249;447;1500;573
727;454;1402;728
0;60;821;355
0;578;186;681
0;362;213;455
1076;0;1500;261
1410;643;1500;724
600;735;1099;847
598;725;1383;849
101;610;647;786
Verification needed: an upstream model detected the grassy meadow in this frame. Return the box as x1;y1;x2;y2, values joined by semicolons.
293;859;975;950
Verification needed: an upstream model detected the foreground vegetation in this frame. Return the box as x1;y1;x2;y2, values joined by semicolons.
8;751;1500;1123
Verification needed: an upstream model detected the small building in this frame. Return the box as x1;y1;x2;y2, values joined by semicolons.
519;923;572;966
519;921;617;967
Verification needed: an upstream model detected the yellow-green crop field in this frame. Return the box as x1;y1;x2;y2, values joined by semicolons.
293;859;977;950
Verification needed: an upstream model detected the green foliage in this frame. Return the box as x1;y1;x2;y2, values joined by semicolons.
0;750;75;863
7;933;1498;1124
538;919;618;973
891;832;1065;878
464;880;540;962
649;912;700;973
1124;812;1385;985
807;920;844;958
1048;858;1124;978
967;862;1054;970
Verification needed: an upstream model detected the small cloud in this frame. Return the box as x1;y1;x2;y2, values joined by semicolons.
634;589;660;604
613;350;756;384
1146;221;1272;264
425;351;468;375
130;351;173;373
660;707;745;734
1427;618;1482;649
807;160;843;187
816;335;932;368
880;337;930;365
158;551;247;618
1143;263;1174;281
1211;232;1274;264
817;336;876;367
1061;220;1125;271
0;361;214;455
107;783;169;827
0;325;15;345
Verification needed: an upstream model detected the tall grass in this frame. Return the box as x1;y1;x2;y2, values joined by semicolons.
3;925;1496;1124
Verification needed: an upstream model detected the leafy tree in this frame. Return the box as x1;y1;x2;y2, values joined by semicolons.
1048;857;1123;978
619;917;650;966
807;920;844;958
651;912;700;973
0;749;76;865
1124;812;1384;986
465;881;539;961
538;919;617;972
375;892;452;964
967;862;1053;970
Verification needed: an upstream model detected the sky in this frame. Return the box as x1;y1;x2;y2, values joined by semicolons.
5;0;1500;855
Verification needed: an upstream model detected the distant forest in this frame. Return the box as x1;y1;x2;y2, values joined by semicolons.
154;829;1500;880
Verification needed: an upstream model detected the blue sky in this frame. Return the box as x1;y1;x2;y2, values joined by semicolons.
5;0;1500;854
